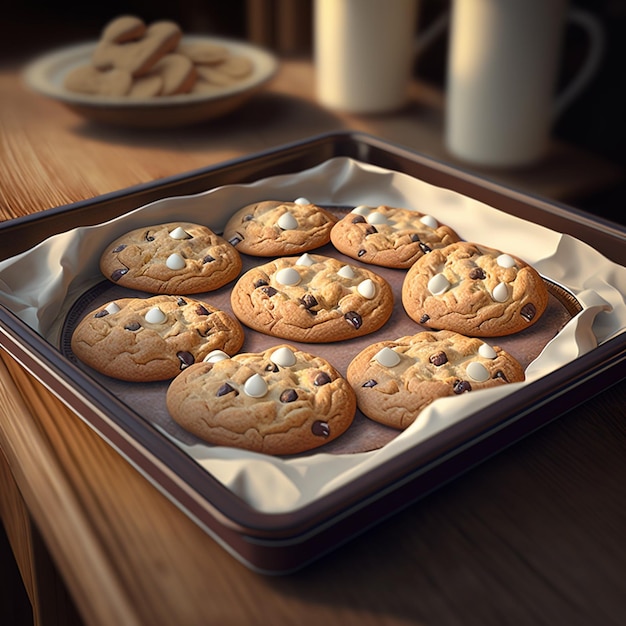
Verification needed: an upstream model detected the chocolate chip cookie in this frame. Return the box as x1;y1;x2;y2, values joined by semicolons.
166;344;356;455
347;330;525;430
71;295;244;381
230;253;394;342
99;222;242;294
330;205;461;269
402;241;549;336
222;198;338;256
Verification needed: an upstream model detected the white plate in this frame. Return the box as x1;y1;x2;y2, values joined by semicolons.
22;36;279;127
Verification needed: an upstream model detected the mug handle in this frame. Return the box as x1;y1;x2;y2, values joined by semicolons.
553;8;605;119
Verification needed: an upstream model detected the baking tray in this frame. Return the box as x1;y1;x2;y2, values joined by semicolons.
1;132;625;573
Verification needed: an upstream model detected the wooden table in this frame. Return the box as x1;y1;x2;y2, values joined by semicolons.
1;57;625;626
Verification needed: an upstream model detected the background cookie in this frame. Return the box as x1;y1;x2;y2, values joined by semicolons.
222;198;338;256
347;330;525;430
71;295;244;382
166;344;356;455
330;204;461;269
100;222;242;294
230;253;394;342
402;241;549;336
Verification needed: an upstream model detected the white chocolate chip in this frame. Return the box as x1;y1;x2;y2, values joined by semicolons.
374;346;401;368
166;253;186;270
478;343;497;359
351;205;371;216
428;273;450;295
169;226;189;240
105;302;121;315
294;197;310;205
492;282;509;302
270;346;297;367
419;215;438;229
275;267;301;286
277;211;298;230
496;253;516;268
337;265;356;279
357;278;376;299
244;373;268;398
145;307;167;324
366;211;388;225
467;361;490;382
296;253;315;266
204;350;230;363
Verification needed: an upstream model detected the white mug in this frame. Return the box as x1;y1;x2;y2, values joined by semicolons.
445;0;605;168
314;0;421;113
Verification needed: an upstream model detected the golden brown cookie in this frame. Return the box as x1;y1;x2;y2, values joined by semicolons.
71;295;244;382
347;330;525;429
100;222;242;294
63;65;133;96
166;344;356;455
100;15;146;43
230;253;394;343
401;241;549;337
222;198;338;257
330;205;461;269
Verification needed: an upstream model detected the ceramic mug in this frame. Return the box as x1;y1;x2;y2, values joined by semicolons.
444;0;605;168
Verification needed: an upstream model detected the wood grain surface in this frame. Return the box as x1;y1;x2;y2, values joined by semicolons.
1;56;626;626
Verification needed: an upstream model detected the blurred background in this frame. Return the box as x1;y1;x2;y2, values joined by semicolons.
1;0;624;223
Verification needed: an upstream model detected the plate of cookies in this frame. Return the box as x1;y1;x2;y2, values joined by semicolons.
22;15;279;127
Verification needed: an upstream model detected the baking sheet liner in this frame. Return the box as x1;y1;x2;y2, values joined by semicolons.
1;158;625;514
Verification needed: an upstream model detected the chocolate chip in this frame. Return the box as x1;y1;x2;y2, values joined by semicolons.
124;322;141;331
176;297;187;306
358;249;366;257
112;244;126;253
243;214;254;221
314;372;331;386
202;254;215;264
453;379;472;394
280;389;298;403
469;267;486;280
300;293;318;310
195;305;210;316
265;363;279;372
352;215;366;224
429;351;448;366
94;310;109;318
177;351;194;370
261;286;277;297
217;383;237;397
364;225;378;235
144;232;155;242
494;370;509;382
520;303;537;321
362;379;378;388
419;314;430;324
410;234;421;242
312;420;330;437
111;268;128;281
344;311;362;329
419;242;432;254
228;233;243;246
254;279;269;288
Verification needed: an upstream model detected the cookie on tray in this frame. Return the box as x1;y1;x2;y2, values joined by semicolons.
347;330;525;430
330;204;461;269
402;241;549;337
230;253;394;342
71;295;244;382
100;222;242;294
166;344;356;455
222;198;338;256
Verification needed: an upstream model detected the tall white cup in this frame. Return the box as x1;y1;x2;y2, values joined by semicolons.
445;0;605;168
314;0;419;113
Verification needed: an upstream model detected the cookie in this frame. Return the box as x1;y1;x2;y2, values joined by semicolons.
166;344;356;455
100;15;146;44
71;295;244;382
63;65;133;96
99;222;242;294
222;198;338;257
402;241;549;337
330;205;461;269
347;330;525;430
143;53;197;95
230;253;394;342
